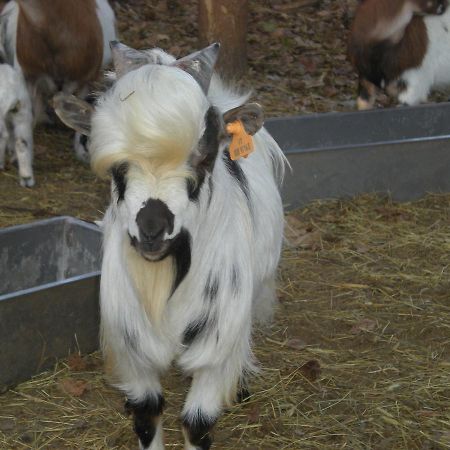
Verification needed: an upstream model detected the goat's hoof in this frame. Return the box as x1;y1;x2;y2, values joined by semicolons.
20;176;35;188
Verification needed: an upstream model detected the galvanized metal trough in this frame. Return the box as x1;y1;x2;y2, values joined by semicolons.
266;103;450;209
1;103;450;388
0;217;101;390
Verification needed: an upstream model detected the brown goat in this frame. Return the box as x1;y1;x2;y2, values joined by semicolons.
348;0;448;109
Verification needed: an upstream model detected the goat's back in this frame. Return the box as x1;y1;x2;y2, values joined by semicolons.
16;0;103;83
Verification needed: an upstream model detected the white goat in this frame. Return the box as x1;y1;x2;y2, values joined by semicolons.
54;42;287;450
0;59;34;186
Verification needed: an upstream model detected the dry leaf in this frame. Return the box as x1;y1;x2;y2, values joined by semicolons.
300;360;321;381
350;318;377;334
0;418;15;432
67;353;88;371
247;406;261;424
286;338;307;351
355;243;370;253
59;378;90;397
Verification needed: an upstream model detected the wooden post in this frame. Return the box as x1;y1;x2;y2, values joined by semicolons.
198;0;248;81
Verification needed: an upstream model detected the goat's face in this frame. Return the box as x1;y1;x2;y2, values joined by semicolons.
413;0;448;15
113;158;195;261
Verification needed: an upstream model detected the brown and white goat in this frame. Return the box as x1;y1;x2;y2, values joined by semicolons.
348;0;450;109
1;0;116;123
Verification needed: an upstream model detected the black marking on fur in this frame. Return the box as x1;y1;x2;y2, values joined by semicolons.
222;149;250;202
0;52;4;64
84;93;97;105
188;107;222;201
126;394;165;448
170;228;191;295
111;162;128;202
123;325;138;353
128;232;138;248
186;177;198;201
397;79;408;93
207;175;214;206
231;266;240;295
182;316;208;346
397;79;408;92
204;273;219;302
237;386;251;403
183;412;217;450
79;134;88;148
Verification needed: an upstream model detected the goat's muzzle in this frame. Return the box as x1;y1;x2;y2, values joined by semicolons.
131;199;175;261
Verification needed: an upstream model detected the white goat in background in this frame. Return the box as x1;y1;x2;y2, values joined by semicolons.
54;41;287;450
0;54;34;186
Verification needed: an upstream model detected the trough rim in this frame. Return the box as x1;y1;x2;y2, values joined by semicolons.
266;102;450;154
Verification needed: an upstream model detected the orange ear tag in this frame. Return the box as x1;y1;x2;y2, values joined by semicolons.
226;120;254;161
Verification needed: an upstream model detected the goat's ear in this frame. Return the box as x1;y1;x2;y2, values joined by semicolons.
110;40;164;78
52;93;93;136
223;103;264;136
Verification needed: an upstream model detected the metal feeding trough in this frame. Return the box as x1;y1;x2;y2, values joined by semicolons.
266;103;450;209
0;216;102;389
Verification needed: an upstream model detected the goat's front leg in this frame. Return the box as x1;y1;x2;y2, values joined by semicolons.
397;72;430;106
109;350;165;450
182;365;240;450
12;106;34;187
356;77;377;110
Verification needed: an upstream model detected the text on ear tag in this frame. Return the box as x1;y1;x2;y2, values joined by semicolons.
226;120;254;161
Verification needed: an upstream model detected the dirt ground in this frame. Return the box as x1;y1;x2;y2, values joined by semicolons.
1;1;450;449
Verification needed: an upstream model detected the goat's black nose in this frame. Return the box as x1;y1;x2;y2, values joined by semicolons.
136;199;174;243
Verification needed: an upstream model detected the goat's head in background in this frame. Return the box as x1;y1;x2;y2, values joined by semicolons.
53;42;264;262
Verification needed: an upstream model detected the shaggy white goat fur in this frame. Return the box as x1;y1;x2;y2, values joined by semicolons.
91;51;286;449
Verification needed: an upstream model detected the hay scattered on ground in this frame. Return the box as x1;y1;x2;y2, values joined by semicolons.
1;193;449;449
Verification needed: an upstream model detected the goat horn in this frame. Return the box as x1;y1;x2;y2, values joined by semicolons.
172;42;220;94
